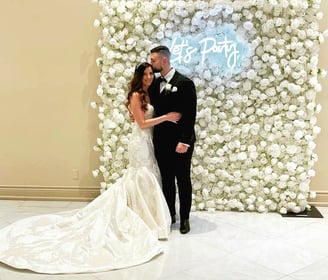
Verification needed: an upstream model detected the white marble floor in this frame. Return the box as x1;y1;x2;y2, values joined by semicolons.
0;200;328;280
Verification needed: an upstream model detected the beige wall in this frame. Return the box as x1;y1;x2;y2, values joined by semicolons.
310;3;328;205
0;1;327;204
0;1;101;200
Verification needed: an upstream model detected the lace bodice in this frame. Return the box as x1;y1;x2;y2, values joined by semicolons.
128;104;158;171
144;103;154;119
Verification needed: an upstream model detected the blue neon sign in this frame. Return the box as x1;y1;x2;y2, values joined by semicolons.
167;24;250;76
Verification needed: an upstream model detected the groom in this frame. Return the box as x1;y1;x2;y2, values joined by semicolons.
149;46;197;234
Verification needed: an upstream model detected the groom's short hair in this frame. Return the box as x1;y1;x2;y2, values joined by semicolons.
151;45;171;59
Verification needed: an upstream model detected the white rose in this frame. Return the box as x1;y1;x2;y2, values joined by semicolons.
279;207;287;214
165;83;172;91
92;170;99;177
90;101;97;109
93;19;101;28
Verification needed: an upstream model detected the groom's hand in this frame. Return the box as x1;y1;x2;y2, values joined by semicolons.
176;143;188;153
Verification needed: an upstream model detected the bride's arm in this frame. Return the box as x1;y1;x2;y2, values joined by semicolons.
129;92;180;129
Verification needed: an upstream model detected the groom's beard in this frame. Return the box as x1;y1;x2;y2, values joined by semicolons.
152;67;162;73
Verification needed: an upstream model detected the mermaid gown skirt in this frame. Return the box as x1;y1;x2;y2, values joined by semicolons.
0;105;171;274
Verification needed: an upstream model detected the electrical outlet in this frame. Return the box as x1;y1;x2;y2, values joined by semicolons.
72;169;79;180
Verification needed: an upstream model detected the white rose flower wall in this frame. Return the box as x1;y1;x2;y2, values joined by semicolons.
91;0;327;214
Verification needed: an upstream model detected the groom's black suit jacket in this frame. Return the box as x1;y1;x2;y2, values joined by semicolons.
150;70;197;149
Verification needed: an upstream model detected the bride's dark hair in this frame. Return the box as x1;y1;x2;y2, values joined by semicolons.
126;62;153;112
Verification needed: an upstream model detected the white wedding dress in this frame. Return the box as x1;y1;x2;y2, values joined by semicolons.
0;104;171;274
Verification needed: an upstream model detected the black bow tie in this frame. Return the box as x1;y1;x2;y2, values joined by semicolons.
158;76;167;83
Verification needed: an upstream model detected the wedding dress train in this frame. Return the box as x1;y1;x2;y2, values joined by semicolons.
0;104;171;274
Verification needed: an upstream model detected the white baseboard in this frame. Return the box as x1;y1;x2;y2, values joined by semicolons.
1;185;327;207
0;184;99;201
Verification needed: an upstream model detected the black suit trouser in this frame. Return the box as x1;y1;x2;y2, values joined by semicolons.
154;143;194;221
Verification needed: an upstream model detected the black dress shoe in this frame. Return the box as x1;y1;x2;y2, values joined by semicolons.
171;215;176;224
180;219;190;234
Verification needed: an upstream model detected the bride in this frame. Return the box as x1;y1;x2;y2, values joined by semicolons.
0;62;181;274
